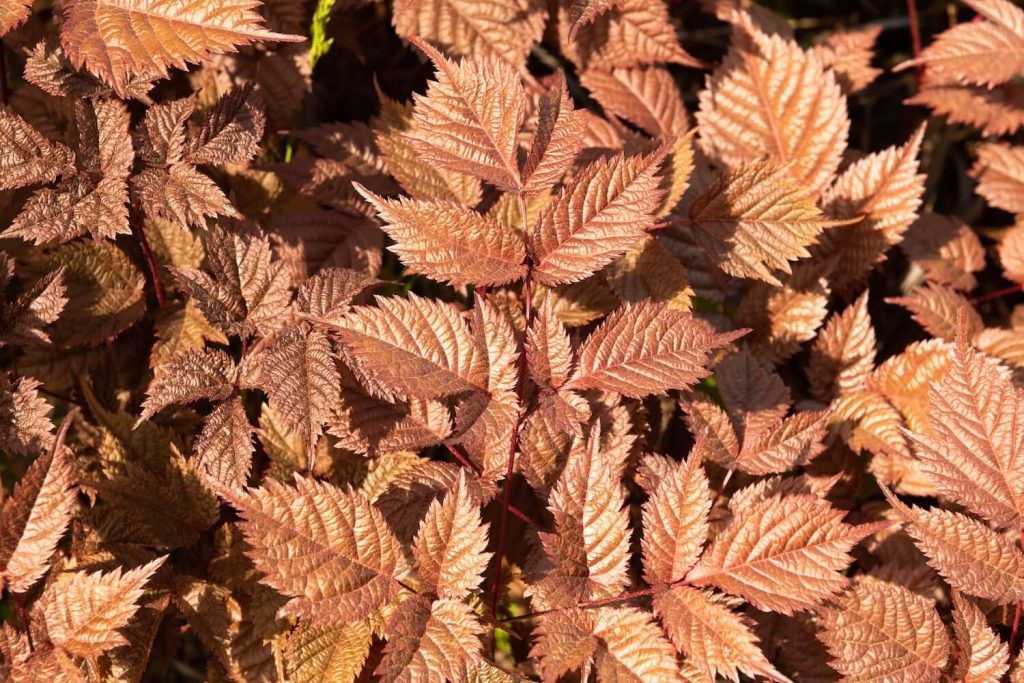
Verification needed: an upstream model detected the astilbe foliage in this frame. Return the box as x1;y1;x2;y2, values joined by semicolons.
2;0;1024;680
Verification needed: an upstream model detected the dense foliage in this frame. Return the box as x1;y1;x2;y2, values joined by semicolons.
0;0;1023;680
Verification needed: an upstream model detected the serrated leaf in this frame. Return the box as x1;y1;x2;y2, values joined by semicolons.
696;29;849;196
406;38;526;190
971;142;1024;214
687;493;882;614
60;0;303;97
530;147;667;286
0;442;76;593
0;109;72;190
580;65;688;137
0;375;54;457
356;184;527;287
227;476;408;626
522;71;586;194
140;349;237;421
641;453;710;585
808;292;876;401
41;558;166;658
375;595;484;683
194;397;253;492
285;620;372;683
566;301;744;398
818;580;949;683
951;591;1009;683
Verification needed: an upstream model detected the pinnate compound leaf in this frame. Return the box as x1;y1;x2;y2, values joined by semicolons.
375;595;484;683
653;586;788;683
41;557;166;658
355;184;526;287
697;29;849;196
327;294;482;401
412;471;491;598
818;580;949;683
683;162;832;285
0;109;72;190
0;443;76;594
687;493;883;614
641;453;710;585
881;485;1024;605
530;147;667;286
566;301;745;398
406;38;526;190
909;329;1024;529
227;476;408;626
60;0;304;97
140;349;237;421
951;591;1010;683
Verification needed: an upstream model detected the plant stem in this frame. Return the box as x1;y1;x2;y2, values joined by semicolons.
489;195;535;627
444;444;538;527
129;206;166;310
906;0;923;61
974;283;1024;304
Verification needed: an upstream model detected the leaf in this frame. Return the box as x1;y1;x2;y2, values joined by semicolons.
696;29;849;196
810;25;883;93
579;65;688;137
971;142;1024;214
133;164;238;228
901;213;985;291
241;325;340;452
565;301;745;398
375;596;483;683
270;208;384;281
327;294;483;401
173;226;292;339
0;443;76;594
533;432;631;605
526;300;574;389
285;620;372;683
640;453;710;585
682;161;832;285
406;38;526;190
886;282;981;342
60;0;303;96
194;397;253;492
818;580;950;683
895;0;1024;88
530;147;668;286
41;558;166;658
355;185;526;287
522;71;586;194
565;0;702;70
187;83;266;165
373;88;483;207
817;124;926;292
151;300;229;370
653;586;788;683
687;493;882;614
0;0;30;36
590;606;680;682
808;292;876;401
908;330;1024;529
140;348;237;421
411;471;491;598
568;0;620;39
227;476;408;626
0;375;54;457
950;591;1010;683
604;235;694;312
0;109;72;190
392;0;545;71
908;79;1024;137
881;486;1024;605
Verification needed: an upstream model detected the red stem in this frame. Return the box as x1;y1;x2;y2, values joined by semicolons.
130;207;166;310
1012;530;1024;654
489;196;535;626
973;283;1024;304
906;0;922;61
444;444;537;528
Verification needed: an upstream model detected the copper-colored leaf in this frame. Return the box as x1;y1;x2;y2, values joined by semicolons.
808;292;876;401
406;38;526;190
641;453;710;585
356;184;526;287
887;282;981;342
951;591;1010;683
530;147;667;286
227;476;408;626
696;29;849;196
818;579;949;683
579;65;688;137
0;109;72;190
522;71;586;194
60;0;303;97
566;301;744;398
971;142;1024;214
376;595;484;683
285;620;372;683
194;396;253;492
41;558;166;658
687;492;881;614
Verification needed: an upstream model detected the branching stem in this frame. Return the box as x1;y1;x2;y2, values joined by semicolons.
129;206;166;310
